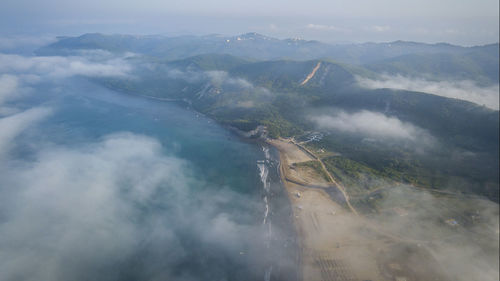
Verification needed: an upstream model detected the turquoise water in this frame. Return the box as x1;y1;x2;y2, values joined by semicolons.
29;79;263;193
5;78;298;281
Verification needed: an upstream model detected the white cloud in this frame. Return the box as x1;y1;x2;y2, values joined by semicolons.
0;73;52;152
206;70;253;88
310;110;432;142
0;53;131;78
0;43;285;280
0;130;276;280
0;107;52;156
357;74;500;110
0;133;185;280
165;68;258;91
0;74;19;104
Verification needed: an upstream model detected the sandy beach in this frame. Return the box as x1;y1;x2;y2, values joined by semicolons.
268;138;450;281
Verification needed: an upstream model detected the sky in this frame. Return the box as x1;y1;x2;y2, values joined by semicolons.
0;0;498;45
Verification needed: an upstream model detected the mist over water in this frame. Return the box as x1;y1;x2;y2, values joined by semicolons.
0;75;297;281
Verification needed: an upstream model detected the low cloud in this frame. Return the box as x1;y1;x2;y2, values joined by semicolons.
0;73;52;156
0;127;281;280
306;24;350;32
0;53;131;78
206;70;253;88
0;74;19;104
0;107;52;156
164;67;254;90
310;110;433;143
0;47;291;280
369;184;499;281
0;133;185;280
162;66;273;103
357;74;500;110
326;157;499;281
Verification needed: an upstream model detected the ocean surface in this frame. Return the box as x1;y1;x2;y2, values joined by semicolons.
3;77;298;281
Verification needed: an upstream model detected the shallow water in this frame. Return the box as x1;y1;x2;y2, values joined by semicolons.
20;78;263;192
4;77;298;281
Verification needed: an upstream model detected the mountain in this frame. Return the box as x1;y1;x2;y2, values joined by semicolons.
39;32;498;85
36;32;498;65
365;43;500;85
36;32;332;60
168;53;253;71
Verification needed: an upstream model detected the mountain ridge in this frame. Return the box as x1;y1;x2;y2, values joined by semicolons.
36;32;499;65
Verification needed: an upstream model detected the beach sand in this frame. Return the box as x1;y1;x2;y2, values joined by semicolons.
268;138;450;281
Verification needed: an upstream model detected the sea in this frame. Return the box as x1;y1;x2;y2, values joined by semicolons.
2;77;299;281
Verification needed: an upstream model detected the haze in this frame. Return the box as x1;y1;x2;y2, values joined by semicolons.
1;0;498;46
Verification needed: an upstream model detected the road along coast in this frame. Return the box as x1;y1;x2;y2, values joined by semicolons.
267;138;450;281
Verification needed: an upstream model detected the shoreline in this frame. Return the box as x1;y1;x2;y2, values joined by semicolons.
97;85;491;281
267;137;355;281
263;145;302;281
268;137;390;280
109;89;456;281
267;138;456;281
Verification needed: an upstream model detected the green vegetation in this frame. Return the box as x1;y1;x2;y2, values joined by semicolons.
323;157;385;188
293;160;331;182
94;54;498;201
365;44;499;85
307;132;499;202
169;54;253;71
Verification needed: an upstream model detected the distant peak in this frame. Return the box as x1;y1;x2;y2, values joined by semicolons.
241;32;263;37
285;37;305;42
389;40;420;45
234;32;275;41
79;32;104;37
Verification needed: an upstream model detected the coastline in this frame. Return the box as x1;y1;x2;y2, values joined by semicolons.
269;137;399;281
106;89;454;281
267;137;454;281
267;138;364;281
89;86;301;281
261;145;301;281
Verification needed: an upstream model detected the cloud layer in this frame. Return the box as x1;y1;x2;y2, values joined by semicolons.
0;53;131;78
0;105;282;280
0;131;265;280
370;184;499;281
357;74;500;110
0;50;295;281
310;110;433;143
0;106;52;156
0;74;19;104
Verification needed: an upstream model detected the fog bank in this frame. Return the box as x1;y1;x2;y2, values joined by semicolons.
357;74;500;110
